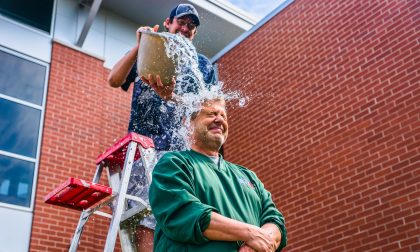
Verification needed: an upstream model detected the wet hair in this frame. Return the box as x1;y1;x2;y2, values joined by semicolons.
190;97;226;121
190;110;199;120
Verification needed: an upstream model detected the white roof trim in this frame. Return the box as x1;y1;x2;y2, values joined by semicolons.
206;0;258;23
189;0;255;30
210;0;294;63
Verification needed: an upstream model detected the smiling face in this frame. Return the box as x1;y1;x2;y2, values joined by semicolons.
190;99;228;156
164;15;197;40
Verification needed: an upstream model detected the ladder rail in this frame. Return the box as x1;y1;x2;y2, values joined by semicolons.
69;164;104;252
103;141;137;252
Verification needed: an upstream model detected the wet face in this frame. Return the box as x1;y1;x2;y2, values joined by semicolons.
164;16;197;40
191;100;228;152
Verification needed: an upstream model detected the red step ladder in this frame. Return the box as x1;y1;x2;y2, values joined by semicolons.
44;132;157;252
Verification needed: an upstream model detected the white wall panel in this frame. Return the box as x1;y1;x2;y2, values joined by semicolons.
106;11;137;42
54;0;138;69
54;0;79;44
0;207;32;252
54;14;78;44
83;28;105;57
0;17;51;63
103;36;133;69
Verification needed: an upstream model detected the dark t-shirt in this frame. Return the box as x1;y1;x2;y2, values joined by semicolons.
121;53;216;151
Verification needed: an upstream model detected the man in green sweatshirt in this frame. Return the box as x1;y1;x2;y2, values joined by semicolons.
149;98;287;251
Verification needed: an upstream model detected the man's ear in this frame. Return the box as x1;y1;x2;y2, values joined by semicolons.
163;18;170;30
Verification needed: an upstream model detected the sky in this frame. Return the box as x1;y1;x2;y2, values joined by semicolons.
226;0;287;20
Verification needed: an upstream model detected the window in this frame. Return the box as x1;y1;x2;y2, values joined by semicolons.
0;48;47;208
0;155;34;207
0;50;46;105
0;0;54;33
0;99;41;158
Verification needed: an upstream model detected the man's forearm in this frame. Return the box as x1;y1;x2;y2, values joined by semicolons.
107;46;138;87
203;212;259;242
203;212;276;252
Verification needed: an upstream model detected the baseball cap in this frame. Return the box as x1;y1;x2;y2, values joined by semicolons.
170;3;200;26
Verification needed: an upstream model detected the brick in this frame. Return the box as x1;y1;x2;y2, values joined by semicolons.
29;0;420;251
218;0;419;251
30;43;130;252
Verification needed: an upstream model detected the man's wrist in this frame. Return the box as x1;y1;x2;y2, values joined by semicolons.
245;224;261;242
262;223;281;250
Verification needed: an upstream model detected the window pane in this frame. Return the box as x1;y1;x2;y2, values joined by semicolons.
0;98;41;158
0;50;46;105
0;0;54;33
0;154;34;207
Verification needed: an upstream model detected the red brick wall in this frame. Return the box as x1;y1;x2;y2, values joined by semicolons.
218;0;419;251
30;43;131;251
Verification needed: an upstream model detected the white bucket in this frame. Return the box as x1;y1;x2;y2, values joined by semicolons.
137;31;176;84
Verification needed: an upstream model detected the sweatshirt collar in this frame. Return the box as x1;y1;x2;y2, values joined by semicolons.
188;149;225;171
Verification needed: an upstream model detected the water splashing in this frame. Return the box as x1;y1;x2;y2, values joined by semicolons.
158;32;249;150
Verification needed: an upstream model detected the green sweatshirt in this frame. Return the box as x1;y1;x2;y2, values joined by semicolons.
149;150;287;251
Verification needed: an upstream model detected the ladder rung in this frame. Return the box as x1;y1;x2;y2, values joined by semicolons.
93;211;113;219
121;203;149;222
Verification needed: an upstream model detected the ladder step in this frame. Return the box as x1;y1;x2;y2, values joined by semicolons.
96;132;155;167
44;178;112;211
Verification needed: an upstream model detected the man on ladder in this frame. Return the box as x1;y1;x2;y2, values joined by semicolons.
107;3;217;250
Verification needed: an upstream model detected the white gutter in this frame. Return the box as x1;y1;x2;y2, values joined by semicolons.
210;0;294;63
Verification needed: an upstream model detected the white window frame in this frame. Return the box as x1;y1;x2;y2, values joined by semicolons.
0;46;49;212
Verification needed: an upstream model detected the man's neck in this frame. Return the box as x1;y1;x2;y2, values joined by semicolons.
191;145;219;157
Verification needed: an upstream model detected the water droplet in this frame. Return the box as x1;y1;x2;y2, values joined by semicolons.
159;104;167;113
238;96;249;107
